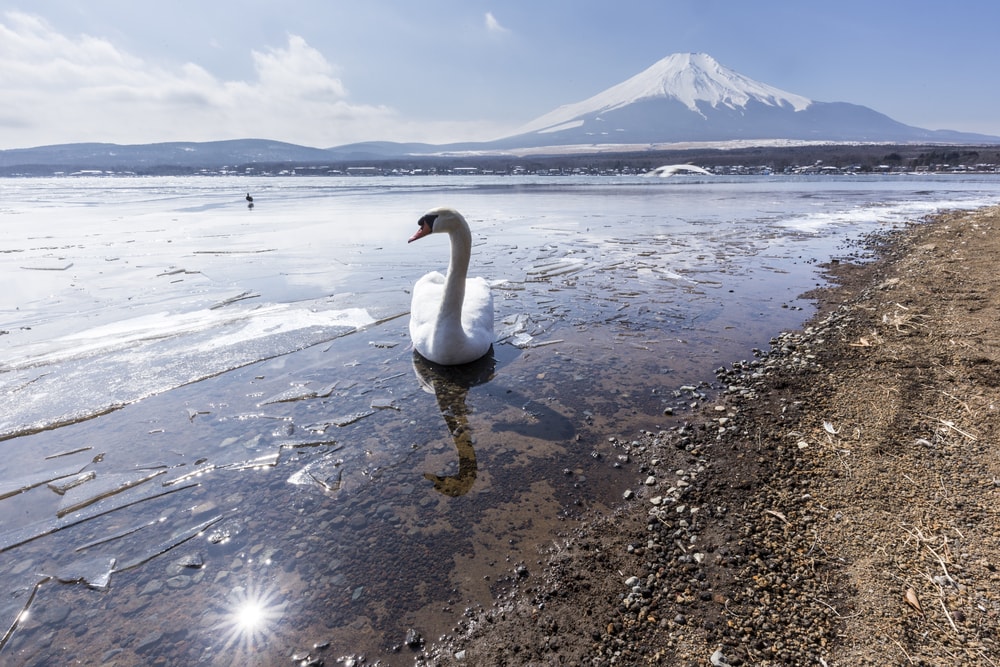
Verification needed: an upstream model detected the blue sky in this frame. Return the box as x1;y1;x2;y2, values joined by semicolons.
1;1;998;149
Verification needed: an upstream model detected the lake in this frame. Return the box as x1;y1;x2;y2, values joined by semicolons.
2;174;999;664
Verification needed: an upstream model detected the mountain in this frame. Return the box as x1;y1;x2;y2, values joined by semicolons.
330;52;1000;156
492;53;1000;149
513;52;812;138
0;139;335;172
3;53;999;171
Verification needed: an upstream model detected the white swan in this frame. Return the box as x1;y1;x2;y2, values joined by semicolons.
408;207;494;365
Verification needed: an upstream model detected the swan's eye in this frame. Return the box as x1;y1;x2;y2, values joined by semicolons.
417;213;437;232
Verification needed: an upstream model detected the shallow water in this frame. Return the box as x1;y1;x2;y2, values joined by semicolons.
1;174;999;664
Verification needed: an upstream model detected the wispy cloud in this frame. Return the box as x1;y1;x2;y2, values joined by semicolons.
0;11;505;148
484;11;510;35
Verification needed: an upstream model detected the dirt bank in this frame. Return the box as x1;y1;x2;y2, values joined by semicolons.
425;205;1000;665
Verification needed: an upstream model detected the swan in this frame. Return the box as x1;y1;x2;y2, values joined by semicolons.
408;207;494;365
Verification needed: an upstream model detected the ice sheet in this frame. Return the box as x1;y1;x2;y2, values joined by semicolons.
2;177;416;438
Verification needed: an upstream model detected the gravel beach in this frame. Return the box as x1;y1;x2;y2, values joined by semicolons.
424;205;1000;665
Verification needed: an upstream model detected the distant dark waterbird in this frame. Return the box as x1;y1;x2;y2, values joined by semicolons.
245;192;254;203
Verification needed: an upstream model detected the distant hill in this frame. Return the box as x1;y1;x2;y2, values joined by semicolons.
0;139;334;172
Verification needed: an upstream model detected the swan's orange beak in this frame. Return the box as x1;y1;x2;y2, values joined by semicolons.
408;222;431;243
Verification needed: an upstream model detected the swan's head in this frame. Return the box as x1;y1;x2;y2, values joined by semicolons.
408;207;467;243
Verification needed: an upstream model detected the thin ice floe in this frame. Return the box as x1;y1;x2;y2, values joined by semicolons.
56;469;166;517
3;304;373;370
50;555;118;590
0;465;89;501
0;304;375;440
113;514;224;572
0;481;200;554
0;578;48;651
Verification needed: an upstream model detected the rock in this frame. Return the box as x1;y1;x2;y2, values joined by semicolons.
134;631;163;654
710;647;734;667
404;628;424;650
139;580;163;596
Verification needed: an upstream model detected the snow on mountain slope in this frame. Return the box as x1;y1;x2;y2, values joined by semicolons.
518;53;812;135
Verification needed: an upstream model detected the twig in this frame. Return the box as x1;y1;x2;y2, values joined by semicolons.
938;598;960;635
893;639;915;664
977;648;999;667
809;596;864;620
764;509;789;525
723;598;745;619
925;415;977;441
939;391;974;416
921;534;954;582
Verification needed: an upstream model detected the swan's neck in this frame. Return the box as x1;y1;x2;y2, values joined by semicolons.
441;224;472;317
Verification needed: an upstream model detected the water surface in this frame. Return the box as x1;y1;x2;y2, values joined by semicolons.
2;174;999;664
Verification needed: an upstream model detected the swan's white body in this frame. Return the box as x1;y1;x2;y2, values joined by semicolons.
408;208;494;365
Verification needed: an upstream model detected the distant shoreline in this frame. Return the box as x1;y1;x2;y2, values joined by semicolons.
2;142;999;178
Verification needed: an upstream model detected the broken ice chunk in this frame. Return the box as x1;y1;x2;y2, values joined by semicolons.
0;577;50;651
113;515;223;572
259;382;338;405
57;470;166;517
50;555;118;590
0;482;199;554
47;471;97;495
43;446;93;460
510;333;534;348
0;465;89;501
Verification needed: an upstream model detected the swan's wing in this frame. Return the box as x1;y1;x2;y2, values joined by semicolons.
409;271;446;353
413;270;446;292
410;272;445;320
410;273;493;365
462;277;495;342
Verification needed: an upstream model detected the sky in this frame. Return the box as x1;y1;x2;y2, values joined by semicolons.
1;1;999;150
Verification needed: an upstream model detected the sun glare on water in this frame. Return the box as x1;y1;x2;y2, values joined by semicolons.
213;583;288;655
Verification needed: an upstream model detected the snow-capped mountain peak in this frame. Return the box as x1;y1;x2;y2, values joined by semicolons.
628;53;811;113
519;53;812;134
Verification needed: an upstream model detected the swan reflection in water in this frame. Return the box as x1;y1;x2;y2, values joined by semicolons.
411;349;495;497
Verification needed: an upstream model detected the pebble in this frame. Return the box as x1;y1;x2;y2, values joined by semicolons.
134;631;163;654
139;580;163;596
710;647;734;667
10;559;34;576
587;309;863;663
405;628;425;650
